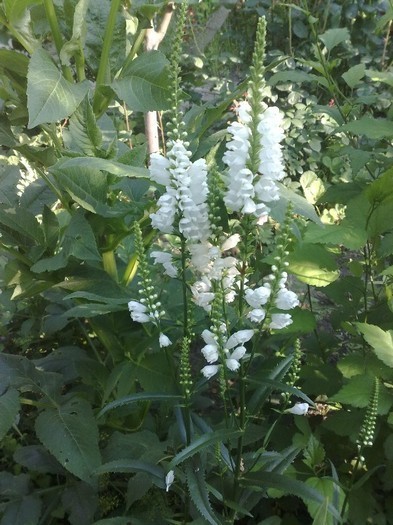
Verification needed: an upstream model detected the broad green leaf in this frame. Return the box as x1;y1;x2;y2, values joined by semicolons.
365;69;393;88
356;323;393;368
13;445;66;475
319;28;350;51
303;222;367;250
185;462;221;525
0;387;20;440
169;429;242;470
300;171;326;205
94;459;164;487
3;0;41;24
338;117;393;139
240;472;341;522
64;209;101;261
306;477;344;525
0;50;29;77
126;472;152;509
92;519;133;525
61;482;98;525
0;495;42;525
112;51;171;112
35;397;101;484
287;244;339;287
269;70;314;86
98;393;182;418
0;205;44;246
330;374;393;415
342;64;365;88
27;48;89;128
56;157;148;178
276;184;321;224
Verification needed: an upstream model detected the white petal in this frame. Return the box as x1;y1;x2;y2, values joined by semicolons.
201;344;219;364
230;345;247;361
247;308;266;323
201;365;219;379
287;403;309;416
269;313;293;330
159;333;172;347
165;470;175;491
201;329;217;346
225;358;241;371
225;329;254;350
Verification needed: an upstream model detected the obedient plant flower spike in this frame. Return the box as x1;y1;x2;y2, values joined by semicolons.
166;1;188;142
246;16;267;175
357;376;379;454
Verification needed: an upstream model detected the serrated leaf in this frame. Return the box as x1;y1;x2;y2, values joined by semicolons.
338;117;393;139
185;462;221;525
0;495;42;525
356;323;393;368
303;222;367;250
126;472;152;509
342;64;365;88
35;397;101;484
94;459;164;487
112;51;171;112
0;388;20;440
27;48;89;128
0;205;44;246
330;374;393;414
64;209;101;261
169;429;242;470
67;96;103;156
319;28;350;51
240;472;341;522
56;156;148;178
306;477;344;525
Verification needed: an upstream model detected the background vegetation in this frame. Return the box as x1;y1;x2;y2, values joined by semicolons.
0;0;393;524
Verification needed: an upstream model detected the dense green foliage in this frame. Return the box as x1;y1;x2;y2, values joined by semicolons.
0;1;393;524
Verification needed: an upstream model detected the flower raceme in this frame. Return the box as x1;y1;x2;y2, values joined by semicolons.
200;328;254;379
223;101;286;221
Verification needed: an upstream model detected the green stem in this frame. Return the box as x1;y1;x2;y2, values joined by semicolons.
180;235;189;337
43;0;73;82
340;449;364;522
93;0;122;113
117;27;147;78
102;249;119;281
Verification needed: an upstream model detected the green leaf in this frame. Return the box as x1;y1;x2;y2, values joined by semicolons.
0;388;20;440
342;64;365;88
275;184;321;224
0;205;44;246
287;244;339;287
0;495;42;525
240;472;341;522
13;445;65;475
0;49;29;77
319;28;350;51
356;323;393;368
338;117;393;139
64;209;101;261
303;222;367;250
98;393;182;418
3;0;41;24
126;472;152;509
35;397;101;484
169;429;242;470
247;378;314;406
56;156;148;179
330;374;393;415
92;519;133;525
249;356;293;413
185;462;222;525
112;51;171;112
67;96;103;156
94;460;164;487
365;69;393;88
61;482;98;525
27;48;89;128
269;70;314;86
300;171;326;205
60;0;89;67
306;477;344;525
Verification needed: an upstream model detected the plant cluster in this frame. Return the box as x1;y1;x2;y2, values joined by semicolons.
0;1;393;525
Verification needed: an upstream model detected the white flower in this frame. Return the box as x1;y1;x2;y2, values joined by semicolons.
201;364;219;379
151;251;178;278
245;286;271;308
191;278;215;311
287;402;309;416
247;308;266;323
149;153;171;186
128;301;151;323
275;289;299;310
159;333;172;347
165;470;175;492
201;344;219;363
225;345;247;371
221;233;241;252
269;313;293;329
225;329;254;349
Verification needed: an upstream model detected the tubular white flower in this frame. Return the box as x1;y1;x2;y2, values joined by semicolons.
165;470;175;492
287;402;309;416
201;344;219;364
275;288;299;310
151;251;178;278
128;301;151;323
247;308;266;323
269;313;293;329
201;364;219;379
159;333;172;348
245;286;271;308
225;329;254;350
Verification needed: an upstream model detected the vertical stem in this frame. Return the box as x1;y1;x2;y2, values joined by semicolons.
43;0;74;82
102;249;118;281
93;0;122;113
181;235;189;337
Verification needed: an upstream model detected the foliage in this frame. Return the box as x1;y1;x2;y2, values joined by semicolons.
0;1;393;524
